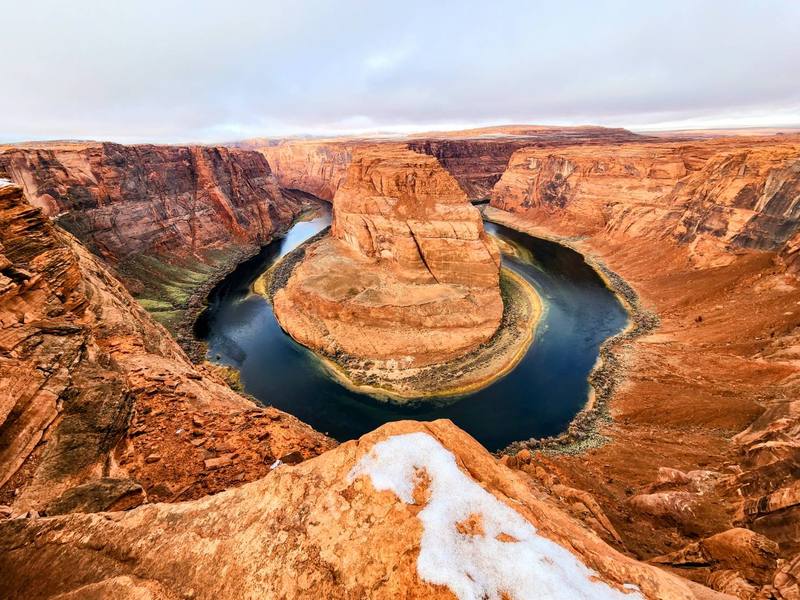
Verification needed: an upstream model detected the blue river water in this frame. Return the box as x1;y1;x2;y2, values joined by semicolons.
194;207;628;451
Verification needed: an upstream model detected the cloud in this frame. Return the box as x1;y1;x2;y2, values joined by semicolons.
1;0;798;142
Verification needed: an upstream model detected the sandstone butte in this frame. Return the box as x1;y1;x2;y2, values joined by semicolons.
270;146;540;399
1;126;800;599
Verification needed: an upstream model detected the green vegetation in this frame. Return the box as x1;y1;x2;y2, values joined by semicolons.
118;248;242;335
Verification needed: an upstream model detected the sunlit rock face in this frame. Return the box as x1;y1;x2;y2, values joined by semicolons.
0;142;306;280
331;147;501;288
0;176;333;514
490;136;800;268
274;147;503;370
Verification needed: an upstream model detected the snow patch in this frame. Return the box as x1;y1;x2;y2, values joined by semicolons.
348;432;642;600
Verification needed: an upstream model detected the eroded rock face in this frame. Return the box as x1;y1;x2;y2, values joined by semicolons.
490;136;800;266
331;147;501;287
257;139;357;201
0;177;333;513
0;420;727;600
238;125;649;202
407;125;650;199
273;148;503;374
0;143;302;264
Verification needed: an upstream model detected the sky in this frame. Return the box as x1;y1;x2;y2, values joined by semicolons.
1;0;799;143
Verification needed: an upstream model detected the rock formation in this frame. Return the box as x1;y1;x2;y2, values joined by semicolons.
256;138;358;200
271;147;518;398
0;176;333;514
0;143;313;335
407;125;651;199
0;420;729;600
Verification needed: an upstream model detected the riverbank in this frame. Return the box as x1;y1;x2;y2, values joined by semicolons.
259;233;543;403
155;202;325;363
483;206;659;456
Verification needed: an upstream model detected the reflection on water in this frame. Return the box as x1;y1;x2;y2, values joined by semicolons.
195;207;628;451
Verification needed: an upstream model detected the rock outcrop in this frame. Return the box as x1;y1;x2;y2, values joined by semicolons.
0;177;333;514
0;143;313;334
271;148;515;398
256;139;358;201
408;125;650;199
0;420;728;600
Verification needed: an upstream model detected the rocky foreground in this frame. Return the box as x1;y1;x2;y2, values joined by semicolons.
0;420;729;600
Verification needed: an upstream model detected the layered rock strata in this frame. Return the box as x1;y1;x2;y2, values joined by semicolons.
271;148;537;399
257;138;359;200
0;177;333;514
0;143;312;333
240;125;649;202
491;136;800;264
0;420;729;600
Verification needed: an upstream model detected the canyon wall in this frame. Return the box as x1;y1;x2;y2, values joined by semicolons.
0;176;333;515
241;125;649;203
485;133;800;597
490;136;800;265
258;139;358;201
0;143;311;332
408;125;649;199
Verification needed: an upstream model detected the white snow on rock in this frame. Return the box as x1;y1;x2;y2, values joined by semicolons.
348;432;643;600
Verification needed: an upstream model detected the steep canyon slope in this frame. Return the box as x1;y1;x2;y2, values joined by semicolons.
486;134;800;596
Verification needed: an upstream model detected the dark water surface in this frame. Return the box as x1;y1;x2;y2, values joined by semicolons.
194;208;628;451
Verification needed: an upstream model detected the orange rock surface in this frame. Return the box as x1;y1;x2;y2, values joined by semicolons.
483;134;800;595
241;125;649;201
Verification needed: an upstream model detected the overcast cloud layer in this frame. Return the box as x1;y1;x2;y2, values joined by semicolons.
1;0;799;143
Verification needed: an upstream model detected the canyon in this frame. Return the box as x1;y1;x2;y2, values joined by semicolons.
0;126;799;599
0;176;333;516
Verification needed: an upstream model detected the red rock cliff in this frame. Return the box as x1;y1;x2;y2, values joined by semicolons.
0;143;302;262
491;136;800;266
0;143;312;333
241;125;649;203
0;176;333;515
